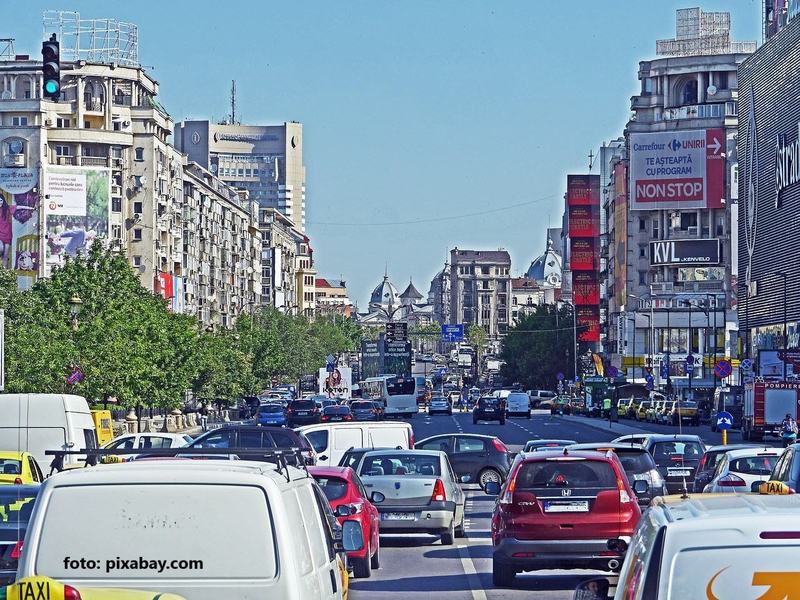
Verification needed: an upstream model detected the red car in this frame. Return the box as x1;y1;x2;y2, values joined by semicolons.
485;449;647;587
309;465;382;578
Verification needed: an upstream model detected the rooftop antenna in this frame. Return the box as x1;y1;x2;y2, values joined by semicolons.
588;149;595;172
230;79;237;125
0;39;15;60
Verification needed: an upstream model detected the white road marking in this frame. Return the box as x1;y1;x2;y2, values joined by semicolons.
456;544;488;600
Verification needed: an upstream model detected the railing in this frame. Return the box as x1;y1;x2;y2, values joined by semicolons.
80;156;108;167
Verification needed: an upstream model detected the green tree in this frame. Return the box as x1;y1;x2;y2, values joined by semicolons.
467;324;487;366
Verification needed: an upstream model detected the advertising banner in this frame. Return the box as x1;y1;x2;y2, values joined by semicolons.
0;169;36;195
172;276;185;314
629;128;725;210
566;174;600;207
567;205;600;238
613;162;628;307
576;305;600;342
360;340;381;380
155;272;174;301
318;366;353;398
44;166;110;275
569;238;598;271
384;340;412;377
678;266;725;282
0;188;39;288
650;238;721;266
572;271;600;305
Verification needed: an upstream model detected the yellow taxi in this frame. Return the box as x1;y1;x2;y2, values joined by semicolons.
646;400;663;423
4;577;187;600
660;400;677;424
635;400;650;421
337;554;349;600
670;399;700;426
0;452;44;485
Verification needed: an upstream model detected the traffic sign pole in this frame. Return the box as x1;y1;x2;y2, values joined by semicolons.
722;429;727;446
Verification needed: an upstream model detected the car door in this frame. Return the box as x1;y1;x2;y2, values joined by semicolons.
452;436;488;482
417;436;454;457
443;455;465;522
353;473;380;550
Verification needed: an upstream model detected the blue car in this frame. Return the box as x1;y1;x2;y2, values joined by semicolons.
256;403;287;426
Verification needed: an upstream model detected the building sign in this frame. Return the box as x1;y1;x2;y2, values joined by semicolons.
213;132;279;143
567;174;601;342
0;169;36;195
775;122;800;208
576;305;601;343
567;205;599;237
650;239;721;266
629;128;725;210
678;266;725;282
569;238;598;271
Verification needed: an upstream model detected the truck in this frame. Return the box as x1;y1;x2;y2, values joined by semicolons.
457;353;472;368
742;381;800;441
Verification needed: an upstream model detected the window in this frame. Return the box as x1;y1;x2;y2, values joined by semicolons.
418;437;452;452
132;256;142;268
138;436;173;449
132;228;142;241
305;430;328;454
83;121;91;129
639;271;647;285
639;246;646;258
111;197;122;213
191;430;234;448
111;225;121;240
717;71;729;90
455;437;486;453
134;147;144;161
679;79;698;105
312;476;349;502
639;217;646;231
133;201;143;214
56;117;71;128
55;145;71;156
11;116;28;126
716;215;725;236
652;219;660;238
642;77;653;95
680;212;698;229
111;146;123;159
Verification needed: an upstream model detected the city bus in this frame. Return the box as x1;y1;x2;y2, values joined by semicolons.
359;375;418;418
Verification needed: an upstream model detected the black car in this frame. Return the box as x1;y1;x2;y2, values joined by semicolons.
642;434;706;494
566;443;668;507
287;398;321;427
187;425;315;465
320;405;353;423
473;396;505;425
692;443;763;492
0;484;40;585
416;433;511;486
350;400;382;421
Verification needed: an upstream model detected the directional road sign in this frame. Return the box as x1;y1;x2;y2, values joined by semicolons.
385;322;408;342
715;410;734;431
714;359;732;379
441;324;465;343
556;372;564;381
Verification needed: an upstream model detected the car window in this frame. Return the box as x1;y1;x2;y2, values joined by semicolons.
773;448;794;482
107;437;135;450
615;451;656;475
360;454;441;477
270;431;296;448
305;430;329;453
239;430;267;447
699;450;726;474
312;476;349;501
516;459;617;489
351;402;373;410
0;488;38;523
352;473;368;499
650;441;703;465
0;458;21;475
83;429;98;450
728;455;778;476
455;437;486;453
418;438;451;453
138;436;171;449
191;430;234;448
29;456;43;482
292;400;316;410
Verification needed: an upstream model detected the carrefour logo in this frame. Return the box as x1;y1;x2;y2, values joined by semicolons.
669;139;682;151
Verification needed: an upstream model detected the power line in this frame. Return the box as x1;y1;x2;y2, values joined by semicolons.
307;194;560;227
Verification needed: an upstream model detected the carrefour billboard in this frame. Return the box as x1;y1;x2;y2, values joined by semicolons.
629;129;725;210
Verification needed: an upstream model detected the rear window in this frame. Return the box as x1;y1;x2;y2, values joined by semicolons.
35;484;276;580
259;405;284;414
360;454;441;477
387;378;415;395
680;401;698;408
614;451;656;475
339;451;364;469
324;406;350;414
0;458;21;475
313;476;349;501
516;459;617;489
351;402;374;410
292;400;316;410
0;487;37;529
728;455;778;476
479;398;499;407
651;441;703;465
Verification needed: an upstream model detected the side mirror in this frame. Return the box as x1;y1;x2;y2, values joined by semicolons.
341;519;365;553
370;491;385;504
334;504;356;517
484;481;501;496
633;480;649;496
573;577;611;600
460;475;471;483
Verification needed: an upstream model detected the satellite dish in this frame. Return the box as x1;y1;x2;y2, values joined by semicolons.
138;264;146;273
707;85;718;96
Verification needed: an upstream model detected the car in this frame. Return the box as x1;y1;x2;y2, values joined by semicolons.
309;465;382;579
658;400;676;424
610;434;659;447
670;399;700;426
634;400;651;421
550;396;572;415
255;403;287;427
749;441;800;493
99;433;194;464
187;425;316;466
0;484;39;585
528;390;556;409
350;401;382;421
565;443;667;508
703;447;782;493
641;434;706;495
17;460;362;599
337;447;395;470
286;398;321;427
6;576;187;599
0;452;45;485
692;444;764;492
522;439;577;453
428;395;453;415
505;392;531;419
645;400;664;423
297;422;414;467
355;449;466;545
321;405;354;423
447;391;462;407
574;493;800;600
416;434;511;487
473;396;505;424
485;448;646;587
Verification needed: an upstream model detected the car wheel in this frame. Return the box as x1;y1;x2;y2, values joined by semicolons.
479;468;502;487
499;419;506;425
526;411;531;419
370;538;381;569
455;513;466;538
473;418;478;425
353;543;372;578
440;518;455;546
493;560;516;587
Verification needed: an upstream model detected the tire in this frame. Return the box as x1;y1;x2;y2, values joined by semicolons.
526;411;531;419
479;468;502;487
441;518;455;546
499;419;506;425
493;561;516;587
455;513;466;538
370;538;381;569
353;543;372;578
473;417;478;425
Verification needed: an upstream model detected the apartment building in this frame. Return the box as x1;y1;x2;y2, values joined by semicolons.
259;207;298;313
316;278;353;318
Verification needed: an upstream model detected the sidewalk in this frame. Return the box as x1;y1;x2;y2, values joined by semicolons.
558;414;653;437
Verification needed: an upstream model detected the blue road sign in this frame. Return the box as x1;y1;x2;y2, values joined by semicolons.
607;366;619;378
646;380;654;391
660;361;669;379
686;355;694;375
715;410;734;431
436;367;447;376
714;359;732;379
326;363;335;373
556;372;564;381
441;324;465;343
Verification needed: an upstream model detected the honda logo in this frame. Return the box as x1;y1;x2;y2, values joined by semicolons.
561;488;572;497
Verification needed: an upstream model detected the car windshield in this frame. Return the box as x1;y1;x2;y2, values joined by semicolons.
680;401;698;409
651;441;704;465
387;378;415;395
360;454;441;477
516;460;617;490
312;476;349;501
351;402;374;410
614;450;656;475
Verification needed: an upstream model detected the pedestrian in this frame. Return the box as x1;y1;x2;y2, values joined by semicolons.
199;403;209;432
781;413;798;447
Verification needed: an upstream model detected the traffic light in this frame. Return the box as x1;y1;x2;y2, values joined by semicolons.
42;34;60;101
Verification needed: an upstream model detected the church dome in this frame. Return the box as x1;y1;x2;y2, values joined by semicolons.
369;274;400;308
526;238;562;287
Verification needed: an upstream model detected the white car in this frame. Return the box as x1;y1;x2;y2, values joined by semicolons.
703;447;782;493
101;433;193;462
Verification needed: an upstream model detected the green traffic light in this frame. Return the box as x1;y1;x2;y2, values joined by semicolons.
44;80;59;94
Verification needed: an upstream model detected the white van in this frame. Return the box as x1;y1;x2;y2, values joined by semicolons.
297;422;414;466
17;460;362;599
505;392;531;419
0;394;96;471
572;493;800;599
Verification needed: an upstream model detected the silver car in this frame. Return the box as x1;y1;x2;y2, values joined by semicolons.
357;449;466;544
428;395;452;415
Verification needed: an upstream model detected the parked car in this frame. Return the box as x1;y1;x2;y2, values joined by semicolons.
474;396;505;425
0;452;45;485
428;395;453;416
565;443;667;507
356;449;466;545
416;434;511;486
321;405;354;423
309;466;382;578
634;400;651;421
99;433;194;464
485;448;646;587
703;447;782;493
188;425;316;466
522;439;576;453
670;399;700;426
287;398;321;427
645;400;664;423
528;390;556;409
550;396;572;415
0;484;40;585
255;403;287;427
642;434;706;494
296;422;414;467
350;401;382;421
692;444;763;492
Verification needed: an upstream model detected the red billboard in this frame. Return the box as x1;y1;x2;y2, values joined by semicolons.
567;174;601;343
576;306;601;343
154;272;174;301
572;271;600;305
567;174;601;206
568;205;600;237
569;238;598;271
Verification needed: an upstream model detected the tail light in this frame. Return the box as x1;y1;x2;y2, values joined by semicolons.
287;408;295;415
717;474;746;487
697;454;708;472
617;478;633;504
10;540;22;559
431;479;446;502
13;477;22;485
344;415;352;421
492;438;508;454
321;415;330;422
64;586;82;600
499;476;516;506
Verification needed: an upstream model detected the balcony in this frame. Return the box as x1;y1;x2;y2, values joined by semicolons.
4;154;25;168
658;102;733;122
80;156;109;167
84;98;105;113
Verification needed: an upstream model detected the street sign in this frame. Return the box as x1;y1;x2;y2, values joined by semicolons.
715;410;734;431
741;358;753;372
556;372;564;381
686;355;694;375
66;367;83;386
385;322;408;342
646;380;654;391
326;363;335;373
660;361;669;379
441;324;465;343
714;359;733;379
607;366;619;378
326;354;335;365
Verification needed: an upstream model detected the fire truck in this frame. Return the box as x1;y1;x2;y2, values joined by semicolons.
742;381;800;441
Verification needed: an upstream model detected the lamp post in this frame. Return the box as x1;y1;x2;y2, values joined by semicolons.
772;272;788;380
68;294;83;332
560;300;579;383
704;294;718;391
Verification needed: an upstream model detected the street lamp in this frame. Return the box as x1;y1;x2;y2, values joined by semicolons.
560;300;578;382
68;294;83;332
772;272;788;380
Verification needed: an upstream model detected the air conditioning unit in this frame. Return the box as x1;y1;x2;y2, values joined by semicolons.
5;154;24;168
45;119;53;127
687;226;699;236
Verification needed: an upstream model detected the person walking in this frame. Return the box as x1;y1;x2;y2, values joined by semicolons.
199;403;209;432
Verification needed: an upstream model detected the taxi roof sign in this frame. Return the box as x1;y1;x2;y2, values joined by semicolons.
758;480;793;496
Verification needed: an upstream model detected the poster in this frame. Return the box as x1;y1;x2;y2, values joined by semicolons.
318;366;353;398
0;183;40;289
44;166;110;274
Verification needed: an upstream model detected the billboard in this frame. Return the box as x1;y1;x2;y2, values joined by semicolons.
360;340;381;380
318;366;353;398
384;340;412;377
613;162;628;307
567;174;600;206
629;128;725;210
576;305;601;343
572;271;600;305
172;276;185;313
43;166;110;275
155;273;174;302
649;238;721;266
0;170;39;288
567;174;601;343
567;205;600;237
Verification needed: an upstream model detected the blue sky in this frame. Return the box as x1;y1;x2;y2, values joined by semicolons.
7;1;761;307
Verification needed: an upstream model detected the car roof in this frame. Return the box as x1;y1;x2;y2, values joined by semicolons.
650;494;800;523
525;439;576;446
362;449;443;458
0;451;30;459
520;449;617;462
645;434;706;443
567;443;648;453
719;447;783;459
419;433;498;443
0;483;40;493
308;465;355;479
704;443;765;453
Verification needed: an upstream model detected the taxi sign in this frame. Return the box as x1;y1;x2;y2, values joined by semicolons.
759;480;793;495
7;577;57;600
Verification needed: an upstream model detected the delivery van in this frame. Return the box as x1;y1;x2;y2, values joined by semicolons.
296;422;414;466
17;460;362;599
0;394;96;471
505;392;531;419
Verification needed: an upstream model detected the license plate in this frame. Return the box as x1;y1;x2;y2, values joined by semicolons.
669;470;691;477
297;412;308;416
544;501;589;513
485;409;495;412
382;512;415;521
330;417;342;421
